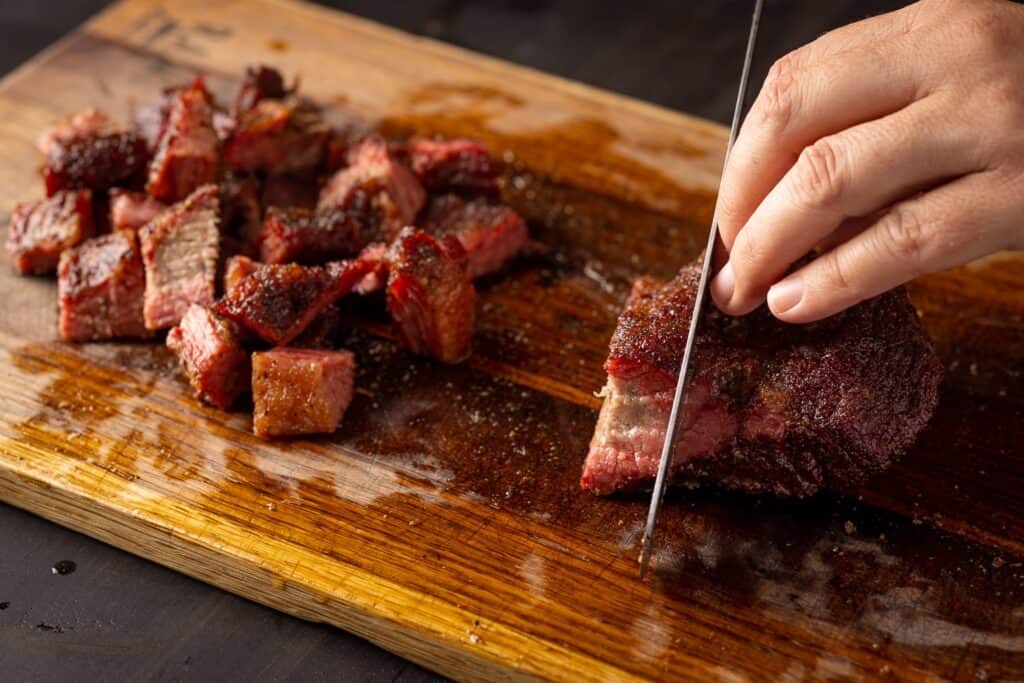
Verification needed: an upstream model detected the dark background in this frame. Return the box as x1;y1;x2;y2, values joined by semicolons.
0;1;908;681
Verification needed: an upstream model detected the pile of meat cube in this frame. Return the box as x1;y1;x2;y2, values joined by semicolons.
5;65;528;439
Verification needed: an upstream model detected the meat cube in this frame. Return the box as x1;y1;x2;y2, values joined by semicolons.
406;137;498;195
223;97;328;175
318;137;426;244
109;189;166;233
146;78;220;203
6;190;93;275
223;254;260;295
139;184;220;330
57;231;148;341
234;64;289;113
261;173;319;212
166;304;251;410
420;194;527;278
581;260;944;498
39;109;148;197
132;85;183;153
219;173;263;252
215;260;370;345
251;348;355;438
386;227;475;363
258;207;359;265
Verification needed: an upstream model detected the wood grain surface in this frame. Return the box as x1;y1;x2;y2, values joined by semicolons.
0;0;1022;680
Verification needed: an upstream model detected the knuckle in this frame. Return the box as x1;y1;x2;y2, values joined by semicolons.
821;252;854;294
880;206;928;268
960;2;1016;56
756;54;800;130
791;138;845;209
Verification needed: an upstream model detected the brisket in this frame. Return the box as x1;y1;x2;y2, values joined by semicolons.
420;194;527;279
6;190;94;275
258;207;360;265
108;189;166;233
146;78;220;202
251;348;355;438
386;227;475;364
581;259;943;497
39;109;148;197
166;304;251;410
405;137;499;196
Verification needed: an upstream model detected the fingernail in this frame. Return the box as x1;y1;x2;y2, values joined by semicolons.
711;262;735;305
767;275;803;314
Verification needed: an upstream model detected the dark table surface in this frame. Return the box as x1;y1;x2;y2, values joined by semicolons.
0;1;910;680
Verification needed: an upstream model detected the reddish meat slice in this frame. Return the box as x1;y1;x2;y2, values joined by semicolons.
223;97;327;175
6;190;94;275
167;304;251;409
39;109;148;197
406;137;498;195
258;207;359;265
223;254;260;295
251;348;355;438
146;78;220;202
420;194;527;278
318;137;426;244
233;64;289;113
386;227;475;363
57;231;148;341
139;184;220;330
109;190;166;233
581;260;943;497
215;260;370;345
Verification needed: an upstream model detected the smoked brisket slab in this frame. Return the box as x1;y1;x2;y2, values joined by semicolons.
582;259;943;497
386;227;475;364
6;190;94;275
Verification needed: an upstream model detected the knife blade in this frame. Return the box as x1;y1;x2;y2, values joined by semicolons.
638;0;765;580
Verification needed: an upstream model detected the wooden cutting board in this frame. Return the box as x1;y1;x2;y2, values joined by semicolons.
1;1;1022;680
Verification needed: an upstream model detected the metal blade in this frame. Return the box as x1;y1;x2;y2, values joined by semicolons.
638;0;765;580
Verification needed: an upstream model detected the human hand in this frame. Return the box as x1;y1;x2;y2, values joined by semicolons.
710;0;1024;323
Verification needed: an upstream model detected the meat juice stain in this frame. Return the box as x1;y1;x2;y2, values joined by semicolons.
0;601;9;610
51;560;76;576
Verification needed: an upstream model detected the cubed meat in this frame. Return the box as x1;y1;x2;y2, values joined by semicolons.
219;173;263;253
6;190;94;275
420;194;527;279
258;207;359;265
139;184;220;330
251;348;355;438
57;231;148;341
406;137;498;195
318;137;426;244
132;85;183;153
223;254;260;295
223;97;328;175
386;227;475;363
166;304;251;410
109;189;166;233
234;64;289;113
215;260;371;345
581;260;944;497
146;78;220;203
39;109;148;197
261;172;319;212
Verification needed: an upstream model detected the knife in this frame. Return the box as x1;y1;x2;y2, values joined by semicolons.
638;0;765;580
